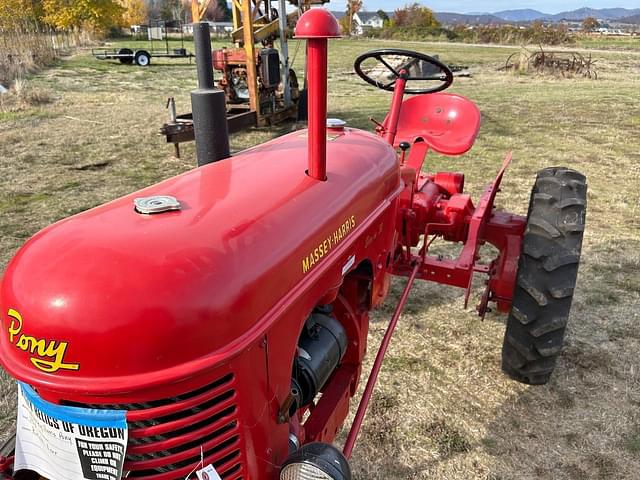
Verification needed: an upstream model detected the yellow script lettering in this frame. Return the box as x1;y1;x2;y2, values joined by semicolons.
6;309;80;373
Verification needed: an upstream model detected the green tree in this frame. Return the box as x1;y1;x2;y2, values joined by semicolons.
376;9;389;26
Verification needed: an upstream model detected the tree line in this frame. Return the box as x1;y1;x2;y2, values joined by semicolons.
0;0;231;33
340;2;606;46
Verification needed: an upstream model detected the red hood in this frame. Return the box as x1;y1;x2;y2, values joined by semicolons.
0;128;399;394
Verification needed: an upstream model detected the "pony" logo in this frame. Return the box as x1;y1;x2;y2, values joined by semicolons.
6;309;80;373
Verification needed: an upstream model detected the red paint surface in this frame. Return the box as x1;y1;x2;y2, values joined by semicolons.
385;93;481;154
294;9;341;39
0;128;399;394
294;8;341;181
305;39;329;180
382;73;407;145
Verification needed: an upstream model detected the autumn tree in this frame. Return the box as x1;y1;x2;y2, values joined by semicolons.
177;0;222;23
42;0;124;30
0;0;40;29
393;3;439;29
207;0;231;21
582;16;599;32
122;0;147;25
338;15;350;35
0;0;44;30
344;0;362;35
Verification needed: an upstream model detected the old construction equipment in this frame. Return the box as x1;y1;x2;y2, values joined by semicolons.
0;9;587;480
161;0;314;155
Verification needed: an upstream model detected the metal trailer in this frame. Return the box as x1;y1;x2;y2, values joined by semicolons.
92;20;193;67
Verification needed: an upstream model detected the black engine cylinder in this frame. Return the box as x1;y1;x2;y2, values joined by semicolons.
259;48;281;89
294;309;348;406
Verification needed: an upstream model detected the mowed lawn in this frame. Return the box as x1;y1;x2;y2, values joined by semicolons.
1;36;639;479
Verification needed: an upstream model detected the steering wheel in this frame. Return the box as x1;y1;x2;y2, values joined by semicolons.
354;48;453;94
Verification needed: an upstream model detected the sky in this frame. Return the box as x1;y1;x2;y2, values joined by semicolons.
325;0;640;14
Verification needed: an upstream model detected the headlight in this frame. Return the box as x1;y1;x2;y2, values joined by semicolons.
281;463;334;480
280;442;351;480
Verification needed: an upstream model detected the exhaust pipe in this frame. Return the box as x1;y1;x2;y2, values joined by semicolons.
295;10;341;181
191;22;230;166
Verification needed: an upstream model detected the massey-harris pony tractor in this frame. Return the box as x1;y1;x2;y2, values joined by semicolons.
0;9;586;480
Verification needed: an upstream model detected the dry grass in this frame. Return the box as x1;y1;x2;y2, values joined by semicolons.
0;78;54;112
0;30;81;86
1;38;639;479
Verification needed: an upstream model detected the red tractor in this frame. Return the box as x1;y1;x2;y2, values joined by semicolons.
0;10;586;480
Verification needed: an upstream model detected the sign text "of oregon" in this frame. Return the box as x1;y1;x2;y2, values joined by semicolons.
302;215;356;274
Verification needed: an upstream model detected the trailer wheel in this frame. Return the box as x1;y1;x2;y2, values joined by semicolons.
135;50;151;67
118;48;134;64
502;167;587;385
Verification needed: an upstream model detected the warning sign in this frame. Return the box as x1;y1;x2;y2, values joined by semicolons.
14;382;128;480
76;438;126;480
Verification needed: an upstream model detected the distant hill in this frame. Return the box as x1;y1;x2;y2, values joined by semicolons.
435;12;505;25
493;9;548;22
339;7;640;27
490;7;640;23
618;13;640;24
548;7;640;20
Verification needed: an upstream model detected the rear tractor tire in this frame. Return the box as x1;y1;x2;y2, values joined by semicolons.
502;167;587;385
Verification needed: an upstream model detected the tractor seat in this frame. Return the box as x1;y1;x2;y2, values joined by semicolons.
385;93;481;156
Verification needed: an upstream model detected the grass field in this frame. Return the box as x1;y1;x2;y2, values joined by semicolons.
1;36;640;479
573;35;640;51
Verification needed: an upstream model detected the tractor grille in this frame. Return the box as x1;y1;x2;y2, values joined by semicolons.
63;373;245;480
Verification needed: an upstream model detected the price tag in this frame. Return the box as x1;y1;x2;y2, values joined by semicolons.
196;464;223;480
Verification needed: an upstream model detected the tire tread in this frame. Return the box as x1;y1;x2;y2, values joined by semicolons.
502;167;586;385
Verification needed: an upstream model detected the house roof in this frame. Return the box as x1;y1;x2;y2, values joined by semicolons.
356;11;383;22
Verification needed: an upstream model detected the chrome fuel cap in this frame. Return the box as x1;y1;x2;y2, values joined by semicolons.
326;118;346;129
134;195;181;214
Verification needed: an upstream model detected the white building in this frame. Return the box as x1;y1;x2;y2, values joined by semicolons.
352;11;387;35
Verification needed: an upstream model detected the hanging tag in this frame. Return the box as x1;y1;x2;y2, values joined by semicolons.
196;464;223;480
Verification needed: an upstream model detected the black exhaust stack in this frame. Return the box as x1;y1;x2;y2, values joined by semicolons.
191;22;230;166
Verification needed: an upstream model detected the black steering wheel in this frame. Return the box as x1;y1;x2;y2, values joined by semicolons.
354;48;453;94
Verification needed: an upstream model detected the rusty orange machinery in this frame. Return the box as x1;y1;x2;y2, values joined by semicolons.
0;8;587;480
212;47;299;108
223;0;304;123
161;0;309;156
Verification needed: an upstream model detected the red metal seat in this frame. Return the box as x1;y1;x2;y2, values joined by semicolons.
385;93;481;156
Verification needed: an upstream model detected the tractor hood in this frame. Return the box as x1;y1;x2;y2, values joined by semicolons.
0;128;399;393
